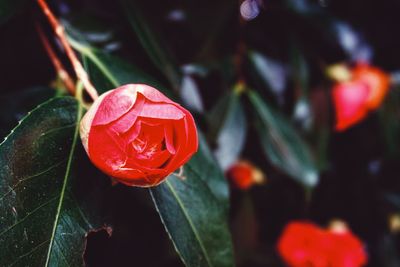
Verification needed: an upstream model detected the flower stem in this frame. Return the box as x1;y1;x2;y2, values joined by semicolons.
36;23;76;95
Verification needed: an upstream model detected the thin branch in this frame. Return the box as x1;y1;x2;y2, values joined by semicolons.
36;0;99;100
36;23;76;95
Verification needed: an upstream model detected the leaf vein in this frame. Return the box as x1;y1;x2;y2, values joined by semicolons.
0;196;58;237
8;239;50;267
165;179;214;267
44;101;83;267
0;160;66;202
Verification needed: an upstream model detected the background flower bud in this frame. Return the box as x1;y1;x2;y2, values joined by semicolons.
352;63;390;110
226;160;265;190
80;84;198;187
332;81;370;131
278;221;367;267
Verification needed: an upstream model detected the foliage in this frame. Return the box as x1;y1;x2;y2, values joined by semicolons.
0;0;400;266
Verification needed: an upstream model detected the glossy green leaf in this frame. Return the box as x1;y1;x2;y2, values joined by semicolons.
0;0;26;24
151;134;234;267
119;0;181;90
0;87;56;138
209;91;247;170
248;90;318;187
0;97;109;266
150;162;234;267
187;133;229;210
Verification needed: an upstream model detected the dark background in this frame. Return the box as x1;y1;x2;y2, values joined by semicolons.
1;0;400;266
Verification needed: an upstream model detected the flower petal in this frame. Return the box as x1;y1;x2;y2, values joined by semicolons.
88;126;127;176
109;94;146;134
92;86;138;126
139;101;185;120
164;124;176;154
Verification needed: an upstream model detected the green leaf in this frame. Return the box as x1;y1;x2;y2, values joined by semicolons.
0;0;26;24
180;75;204;113
0;97;109;266
119;0;181;90
0;87;55;138
150;164;234;267
247;51;287;101
187;133;230;210
208;91;247;170
379;88;400;158
248;90;318;188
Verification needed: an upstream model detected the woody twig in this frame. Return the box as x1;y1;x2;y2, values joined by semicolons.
36;0;99;100
36;23;76;95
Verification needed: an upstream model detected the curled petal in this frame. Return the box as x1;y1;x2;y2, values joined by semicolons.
139;101;185;120
164;124;176;154
109;95;145;133
134;84;176;104
92;86;138;126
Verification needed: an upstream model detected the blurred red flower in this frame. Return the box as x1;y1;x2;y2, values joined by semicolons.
332;63;390;131
332;81;370;131
226;160;265;190
278;221;367;267
352;64;390;110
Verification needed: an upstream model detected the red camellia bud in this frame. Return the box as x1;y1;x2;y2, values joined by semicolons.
226;160;265;190
277;221;367;267
80;84;198;187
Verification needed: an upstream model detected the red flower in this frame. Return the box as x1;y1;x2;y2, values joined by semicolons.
332;81;370;131
226;161;265;190
332;63;390;131
352;64;390;110
80;84;198;187
278;221;367;267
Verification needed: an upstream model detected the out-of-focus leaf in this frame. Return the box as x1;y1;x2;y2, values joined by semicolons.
285;0;313;13
293;97;313;130
149;157;234;267
0;0;26;24
119;0;181;90
0;97;110;266
377;234;400;267
333;21;372;62
290;47;313;130
188;133;229;209
379;88;400;158
180;75;204;113
209;91;247;170
248;90;318;188
61;17;120;52
68;36;171;96
248;51;287;105
0;87;55;138
385;193;400;211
